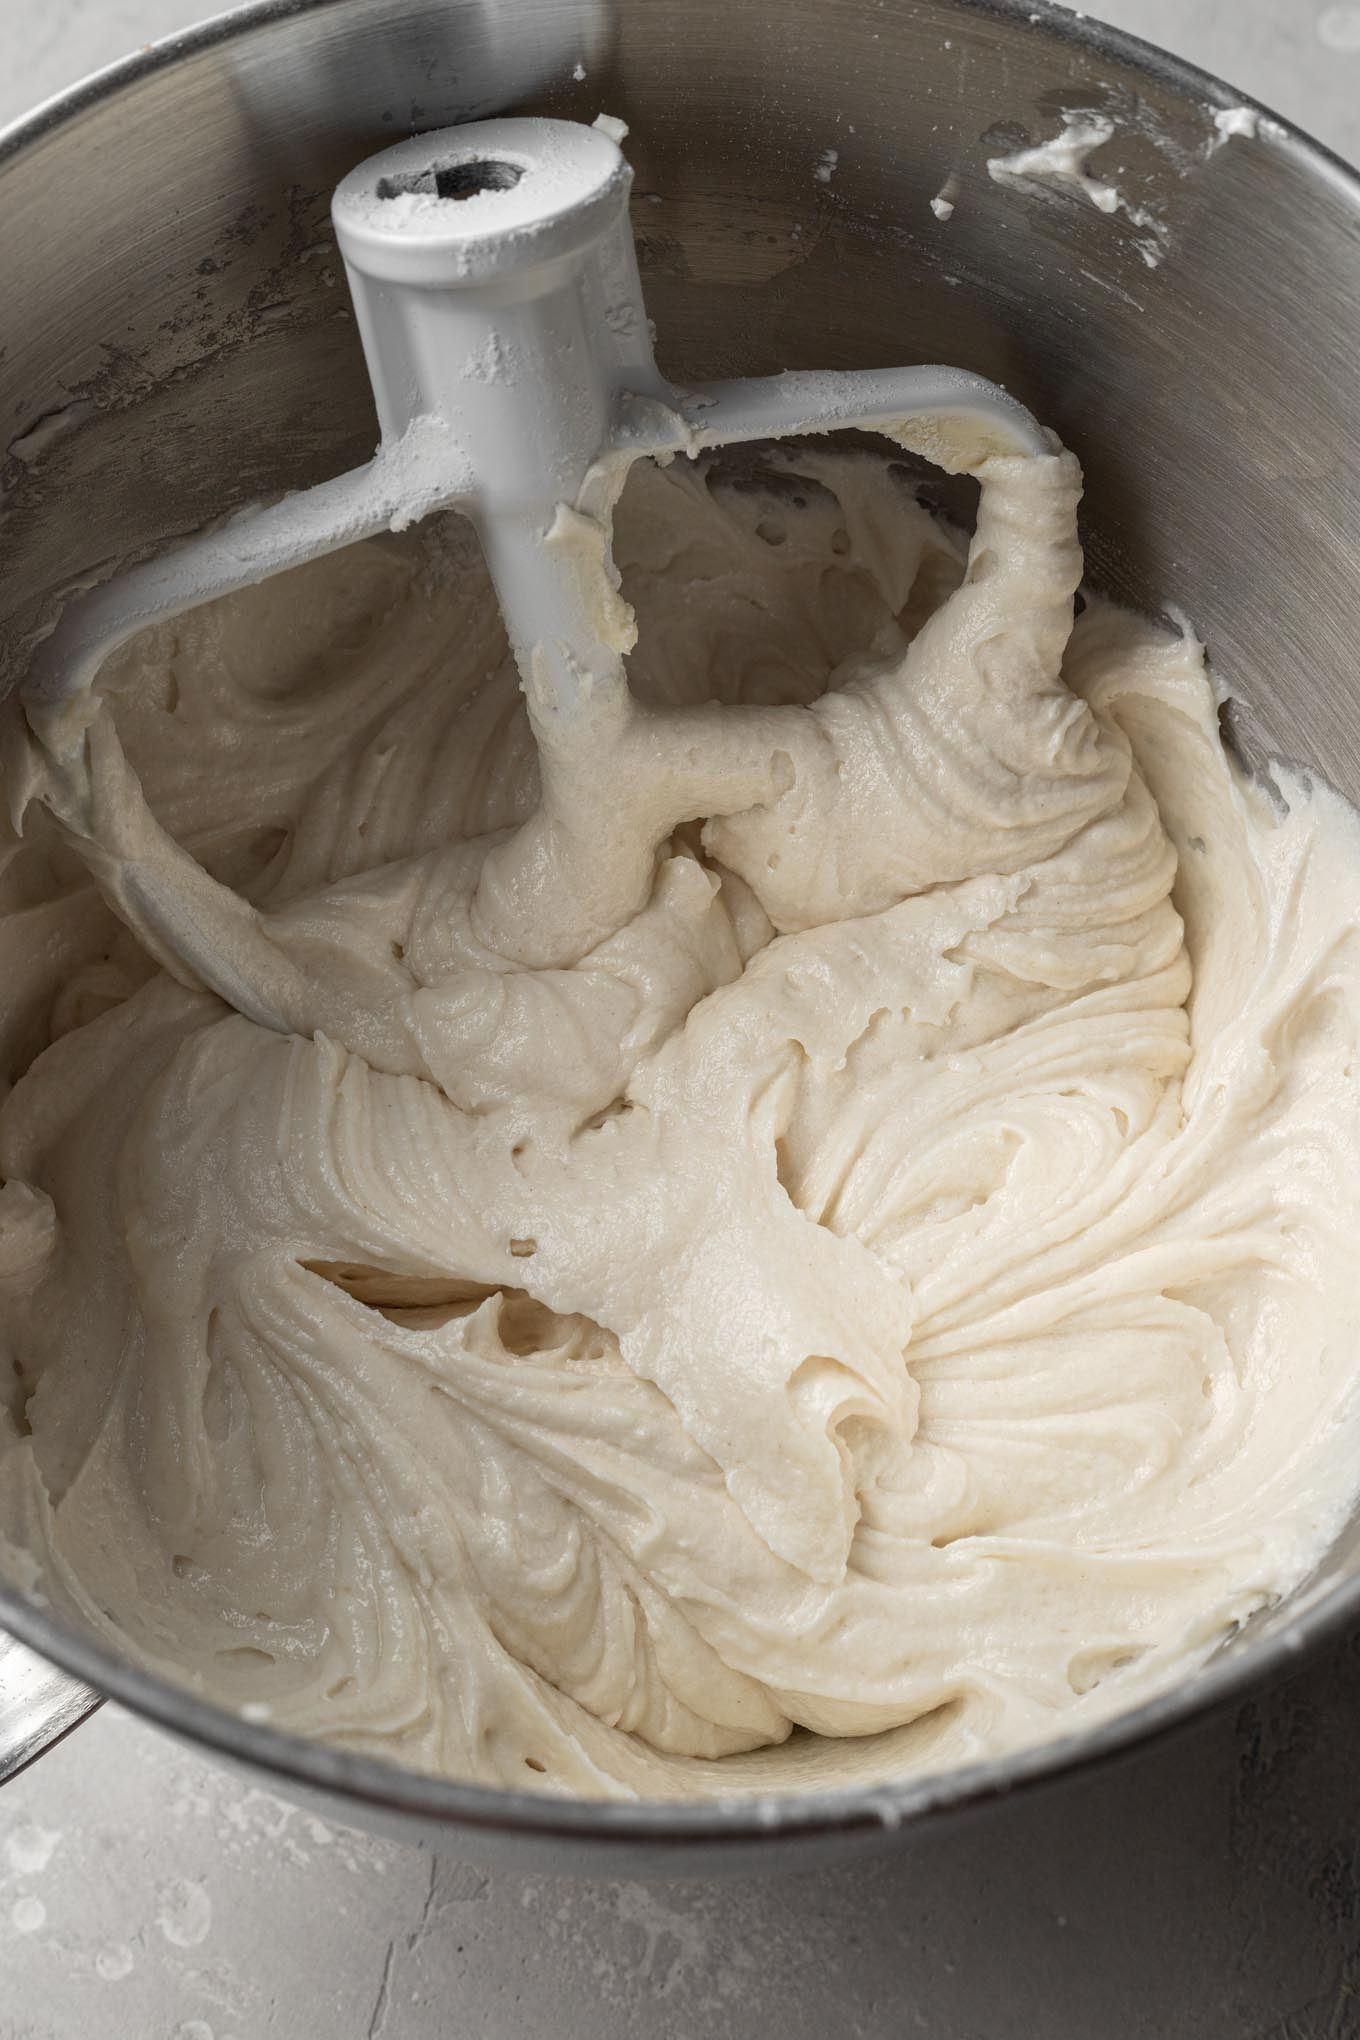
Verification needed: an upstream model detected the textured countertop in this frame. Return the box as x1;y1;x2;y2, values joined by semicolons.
3;4;1360;2036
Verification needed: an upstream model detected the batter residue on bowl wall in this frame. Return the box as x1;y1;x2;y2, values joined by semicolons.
2;442;1358;1798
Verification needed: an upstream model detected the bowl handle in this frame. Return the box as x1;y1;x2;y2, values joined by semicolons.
0;1629;101;1784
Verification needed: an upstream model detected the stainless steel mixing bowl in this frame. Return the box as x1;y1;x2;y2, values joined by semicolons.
2;0;1359;1876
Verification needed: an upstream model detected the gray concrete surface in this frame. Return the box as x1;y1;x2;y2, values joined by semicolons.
4;1635;1360;2036
3;3;1360;2035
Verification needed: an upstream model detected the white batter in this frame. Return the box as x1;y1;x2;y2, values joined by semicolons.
2;442;1359;1799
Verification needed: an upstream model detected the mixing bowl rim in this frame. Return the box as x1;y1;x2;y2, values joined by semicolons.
2;0;1358;1847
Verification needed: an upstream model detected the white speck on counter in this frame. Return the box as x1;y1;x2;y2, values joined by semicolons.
4;1822;61;1875
11;1895;46;1934
572;59;586;79
157;1877;213;1949
815;147;839;184
1317;4;1360;51
591;112;629;144
95;1942;136;1981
